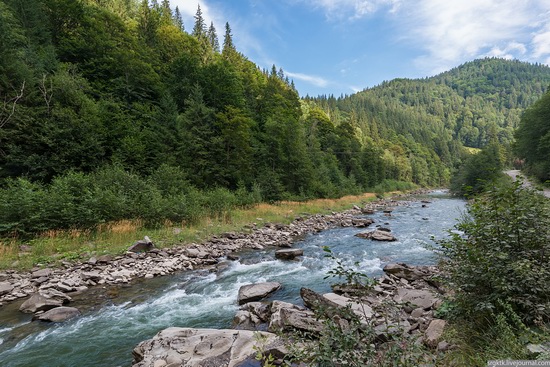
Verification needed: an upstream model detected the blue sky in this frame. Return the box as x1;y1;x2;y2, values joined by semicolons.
171;0;550;97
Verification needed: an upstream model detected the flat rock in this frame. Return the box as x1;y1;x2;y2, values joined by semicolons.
19;293;64;313
238;282;281;305
383;263;425;281
275;248;304;260
34;306;81;322
31;268;52;279
0;282;14;296
394;288;438;310
269;300;322;333
323;292;374;320
424;319;446;348
128;236;155;253
355;229;397;241
132;327;279;367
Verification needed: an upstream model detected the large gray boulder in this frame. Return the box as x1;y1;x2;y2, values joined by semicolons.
424;319;446;348
394;288;437;310
268;301;322;333
19;293;64;313
355;229;397;241
275;248;304;260
132;327;279;367
383;263;426;281
0;282;13;296
237;282;281;305
34;306;81;322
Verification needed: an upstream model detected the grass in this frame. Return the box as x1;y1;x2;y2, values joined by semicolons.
0;193;377;271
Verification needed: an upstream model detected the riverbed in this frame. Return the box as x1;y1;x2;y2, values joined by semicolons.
0;191;465;367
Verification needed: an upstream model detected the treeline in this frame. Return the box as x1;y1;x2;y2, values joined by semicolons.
308;58;550;187
0;0;404;236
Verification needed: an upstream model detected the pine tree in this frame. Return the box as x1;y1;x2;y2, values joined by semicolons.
222;22;235;58
159;0;172;25
174;6;184;31
192;4;206;39
207;22;219;53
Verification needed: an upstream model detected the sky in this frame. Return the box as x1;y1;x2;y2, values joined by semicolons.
171;0;550;97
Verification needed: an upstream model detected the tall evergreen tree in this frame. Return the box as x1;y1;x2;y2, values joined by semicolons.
192;4;206;40
174;6;184;31
222;22;236;58
207;21;220;53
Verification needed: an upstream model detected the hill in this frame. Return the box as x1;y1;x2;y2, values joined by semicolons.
308;58;550;185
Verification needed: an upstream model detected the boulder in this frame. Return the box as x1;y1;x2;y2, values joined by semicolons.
383;263;425;281
19;293;64;313
301;287;339;310
355;229;397;241
323;293;373;320
424;319;446;348
237;282;281;305
34;306;81;322
351;218;375;227
269;300;322;333
128;236;155;253
0;281;13;296
233;302;271;330
31;268;52;279
275;248;304;260
132;327;279;367
394;288;437;310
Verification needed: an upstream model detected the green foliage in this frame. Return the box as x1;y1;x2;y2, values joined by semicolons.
515;90;550;182
449;142;506;196
439;180;550;325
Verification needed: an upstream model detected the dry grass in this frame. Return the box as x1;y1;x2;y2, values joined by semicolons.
0;193;378;271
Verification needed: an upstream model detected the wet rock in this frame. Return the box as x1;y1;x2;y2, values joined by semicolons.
238;282;281;305
131;327;279;367
351;218;375;228
34;306;81;322
356;229;397;242
275;248;304;260
0;282;14;296
20;293;64;313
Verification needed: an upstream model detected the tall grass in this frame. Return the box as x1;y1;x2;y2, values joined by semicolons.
0;193;377;270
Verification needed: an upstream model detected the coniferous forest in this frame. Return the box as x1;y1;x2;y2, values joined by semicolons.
1;0;550;236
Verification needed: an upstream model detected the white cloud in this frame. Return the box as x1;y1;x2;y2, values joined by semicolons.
397;0;550;75
285;71;329;87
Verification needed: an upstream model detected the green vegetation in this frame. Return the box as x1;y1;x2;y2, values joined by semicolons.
438;181;550;365
515;90;550;183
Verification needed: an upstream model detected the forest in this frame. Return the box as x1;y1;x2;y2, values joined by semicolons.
1;0;550;236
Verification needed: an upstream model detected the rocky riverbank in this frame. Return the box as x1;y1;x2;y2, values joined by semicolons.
132;262;449;367
0;193;427;318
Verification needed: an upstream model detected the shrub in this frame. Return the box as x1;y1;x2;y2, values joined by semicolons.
439;179;550;325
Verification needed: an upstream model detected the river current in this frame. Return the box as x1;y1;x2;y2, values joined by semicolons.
0;191;465;367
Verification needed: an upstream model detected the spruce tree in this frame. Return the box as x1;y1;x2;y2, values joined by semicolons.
222;22;235;57
207;22;220;53
192;4;206;39
174;6;184;31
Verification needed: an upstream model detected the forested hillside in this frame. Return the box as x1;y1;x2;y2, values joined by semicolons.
309;58;550;186
1;0;549;236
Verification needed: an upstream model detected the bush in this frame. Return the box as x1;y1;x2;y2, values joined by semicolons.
439;180;550;325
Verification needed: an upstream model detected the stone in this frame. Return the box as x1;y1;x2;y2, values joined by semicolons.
394;288;438;310
237;282;281;305
0;282;14;296
31;268;52;279
411;307;425;318
132;327;279;367
19;293;64;313
128;236;155;253
355;229;397;241
527;343;550;356
383;263;425;281
322;293;374;320
351;218;375;227
34;306;81;322
144;274;154;279
96;255;113;264
268;301;322;333
275;248;304;260
301;287;339;310
424;319;446;348
81;271;102;281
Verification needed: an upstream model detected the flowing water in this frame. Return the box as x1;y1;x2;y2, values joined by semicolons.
0;191;465;367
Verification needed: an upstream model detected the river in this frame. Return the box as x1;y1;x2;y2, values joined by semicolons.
0;191;465;367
